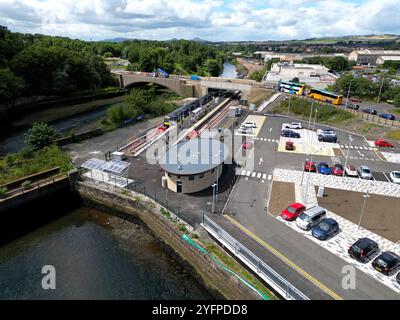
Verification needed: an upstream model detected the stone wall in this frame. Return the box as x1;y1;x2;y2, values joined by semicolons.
75;180;261;300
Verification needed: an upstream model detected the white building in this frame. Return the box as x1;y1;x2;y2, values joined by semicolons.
265;63;338;88
348;50;400;66
376;55;400;65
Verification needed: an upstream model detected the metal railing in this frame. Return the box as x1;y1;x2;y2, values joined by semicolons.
203;214;309;300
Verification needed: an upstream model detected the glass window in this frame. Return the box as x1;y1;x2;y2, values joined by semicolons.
189;176;194;180
199;173;204;179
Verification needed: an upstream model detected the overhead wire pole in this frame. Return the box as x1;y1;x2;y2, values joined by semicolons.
377;76;385;103
343;135;353;177
358;192;370;229
308;101;314;130
344;79;353;110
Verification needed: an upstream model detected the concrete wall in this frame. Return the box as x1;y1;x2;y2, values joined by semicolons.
165;163;223;193
75;180;261;300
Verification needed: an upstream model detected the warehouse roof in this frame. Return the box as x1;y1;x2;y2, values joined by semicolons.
160;138;228;175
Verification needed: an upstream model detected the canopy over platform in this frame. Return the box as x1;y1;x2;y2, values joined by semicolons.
81;158;130;177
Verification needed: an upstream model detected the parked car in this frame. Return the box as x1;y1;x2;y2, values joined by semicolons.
358;165;373;180
362;108;377;115
285;141;295;150
350;98;362;103
379;113;396;121
281;130;300;138
318;134;338;143
280;203;306;221
390;171;400;184
311;218;339;240
238;127;252;134
331;163;344;176
317;162;331;175
285;122;302;129
296;206;327;231
242;142;253;149
346;103;360;110
397;271;400;285
375;139;394;148
348;238;379;262
317;128;335;136
345;164;358;177
241;121;257;128
372;251;400;275
304;161;316;172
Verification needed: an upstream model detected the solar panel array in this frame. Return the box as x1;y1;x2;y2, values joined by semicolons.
81;158;130;176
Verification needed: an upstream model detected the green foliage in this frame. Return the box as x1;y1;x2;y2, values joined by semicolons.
299;56;351;71
0;68;24;101
0;186;8;197
160;207;171;218
25;122;56;149
0;145;73;185
249;66;267;82
206;59;222;76
278;98;354;124
21;180;32;190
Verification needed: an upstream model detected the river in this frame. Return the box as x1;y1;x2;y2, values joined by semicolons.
0;207;214;300
220;61;239;78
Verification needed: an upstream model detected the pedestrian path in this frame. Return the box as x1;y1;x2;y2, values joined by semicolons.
254;137;279;143
340;144;377;151
236;169;272;182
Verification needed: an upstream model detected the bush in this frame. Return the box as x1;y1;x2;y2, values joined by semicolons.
21;180;32;190
25;123;56;149
0;186;8;197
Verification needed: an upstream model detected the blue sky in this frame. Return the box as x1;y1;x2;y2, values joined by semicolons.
0;0;399;41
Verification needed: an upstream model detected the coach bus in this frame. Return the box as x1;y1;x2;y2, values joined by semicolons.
308;88;343;105
278;81;305;95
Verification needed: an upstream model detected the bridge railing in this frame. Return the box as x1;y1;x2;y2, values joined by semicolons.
202;214;310;300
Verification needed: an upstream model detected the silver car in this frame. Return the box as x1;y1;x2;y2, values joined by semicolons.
357;165;373;180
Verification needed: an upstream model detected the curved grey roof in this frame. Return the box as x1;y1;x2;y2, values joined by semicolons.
160;138;228;175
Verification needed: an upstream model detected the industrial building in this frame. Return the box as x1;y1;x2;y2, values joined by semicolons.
264;63;338;88
348;50;400;66
160;138;228;194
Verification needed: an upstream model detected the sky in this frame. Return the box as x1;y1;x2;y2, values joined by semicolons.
0;0;399;41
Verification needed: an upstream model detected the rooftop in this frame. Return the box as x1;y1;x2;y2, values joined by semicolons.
160;138;228;175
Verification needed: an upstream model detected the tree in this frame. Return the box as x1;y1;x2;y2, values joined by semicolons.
206;59;222;76
25;123;56;149
0;68;24;102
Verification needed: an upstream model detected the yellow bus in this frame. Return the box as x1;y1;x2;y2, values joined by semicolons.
308;88;343;105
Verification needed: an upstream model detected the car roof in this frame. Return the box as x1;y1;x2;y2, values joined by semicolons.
303;206;326;216
347;165;356;170
379;251;400;262
354;237;377;248
290;203;305;209
359;165;370;170
322;218;338;225
319;162;329;165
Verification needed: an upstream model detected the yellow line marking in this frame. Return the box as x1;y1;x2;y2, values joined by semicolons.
373;149;385;161
224;215;343;300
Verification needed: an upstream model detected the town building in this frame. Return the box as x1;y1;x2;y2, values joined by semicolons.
160;138;228;194
348;50;400;66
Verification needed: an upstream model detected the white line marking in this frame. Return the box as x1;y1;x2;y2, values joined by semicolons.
267;174;272;180
262;174;267;180
246;171;251;176
251;172;256;177
257;173;261;178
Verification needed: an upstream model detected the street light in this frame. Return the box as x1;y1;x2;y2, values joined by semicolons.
377;76;385;103
308;102;314;130
287;96;291;116
343;134;353;177
344;79;354;110
358;192;370;229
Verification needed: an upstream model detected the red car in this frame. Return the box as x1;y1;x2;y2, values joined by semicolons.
280;203;306;221
304;161;316;172
285;141;294;150
374;139;394;148
242;142;253;149
331;163;344;176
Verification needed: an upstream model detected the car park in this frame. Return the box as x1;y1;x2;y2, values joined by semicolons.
331;163;344;176
304;161;316;172
362;108;377;115
296;206;327;231
379;113;396;121
285;141;295;150
345;164;358;177
285;122;302;129
374;139;394;148
390;171;400;184
241;121;257;128
317;162;331;175
238;127;252;134
397;272;400;285
281;130;300;138
280;203;306;221
358;165;373;180
348;238;379;263
311;218;339;240
371;251;400;276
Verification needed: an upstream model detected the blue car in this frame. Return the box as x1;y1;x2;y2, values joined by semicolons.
379;113;395;121
312;218;339;240
317;162;331;175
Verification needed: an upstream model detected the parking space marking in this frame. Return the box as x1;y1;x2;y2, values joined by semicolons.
267;174;272;180
262;173;267;180
257;173;261;178
224;215;343;300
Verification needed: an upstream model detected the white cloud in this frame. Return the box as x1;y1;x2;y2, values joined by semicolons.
0;0;399;41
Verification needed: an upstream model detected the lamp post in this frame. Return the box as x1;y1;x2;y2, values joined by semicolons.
343;134;353;177
358;192;370;229
287;96;291;116
312;108;318;132
308;102;314;130
377;76;385;103
344;79;354;110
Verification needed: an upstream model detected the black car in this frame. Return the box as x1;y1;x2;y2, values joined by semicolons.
348;237;379;262
281;130;300;138
311;218;339;240
397;271;400;285
318;134;338;143
372;251;400;275
362;108;377;115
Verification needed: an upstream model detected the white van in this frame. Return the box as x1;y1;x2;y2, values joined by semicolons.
296;206;326;231
241;121;257;129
